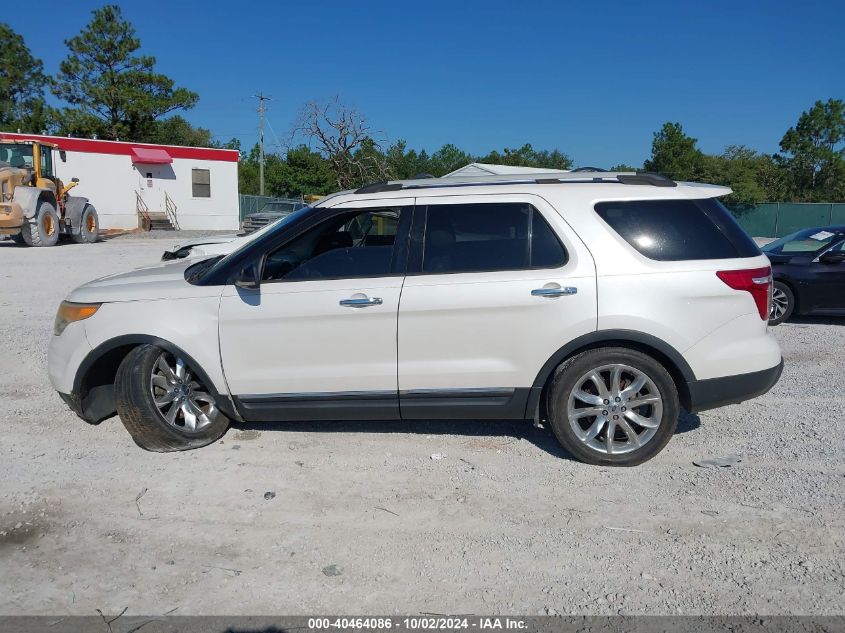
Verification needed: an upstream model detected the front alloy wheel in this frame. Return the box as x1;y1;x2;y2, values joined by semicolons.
115;344;230;452
547;347;679;466
150;353;219;433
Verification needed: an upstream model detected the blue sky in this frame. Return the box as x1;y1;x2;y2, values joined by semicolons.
8;0;844;166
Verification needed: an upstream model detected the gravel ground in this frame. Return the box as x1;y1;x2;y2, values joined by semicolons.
0;234;843;617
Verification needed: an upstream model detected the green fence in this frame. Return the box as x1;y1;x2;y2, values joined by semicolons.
730;202;845;238
238;195;306;222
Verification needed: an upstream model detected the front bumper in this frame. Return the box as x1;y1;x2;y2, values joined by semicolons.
58;389;115;424
687;359;784;413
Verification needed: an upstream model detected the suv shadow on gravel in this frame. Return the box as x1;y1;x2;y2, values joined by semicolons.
228;411;702;461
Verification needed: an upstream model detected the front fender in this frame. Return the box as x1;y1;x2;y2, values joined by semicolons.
64;196;90;233
12;186;52;219
77;296;240;421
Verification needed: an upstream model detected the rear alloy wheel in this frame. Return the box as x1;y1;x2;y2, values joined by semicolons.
547;348;679;466
768;281;794;326
115;344;229;451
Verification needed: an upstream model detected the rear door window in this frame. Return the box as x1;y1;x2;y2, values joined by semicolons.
595;199;760;261
421;203;567;274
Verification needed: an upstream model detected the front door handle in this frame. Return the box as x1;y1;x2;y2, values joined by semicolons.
339;297;383;308
531;286;577;298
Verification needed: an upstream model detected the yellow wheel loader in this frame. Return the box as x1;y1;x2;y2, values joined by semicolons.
0;140;99;246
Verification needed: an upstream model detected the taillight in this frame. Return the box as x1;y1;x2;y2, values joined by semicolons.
716;266;772;320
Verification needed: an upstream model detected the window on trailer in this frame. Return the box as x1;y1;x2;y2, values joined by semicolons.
192;168;211;197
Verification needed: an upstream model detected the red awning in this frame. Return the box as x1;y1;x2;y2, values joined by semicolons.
130;147;173;164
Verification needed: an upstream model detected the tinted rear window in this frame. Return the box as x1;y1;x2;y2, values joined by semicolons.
422;203;567;274
595;199;760;261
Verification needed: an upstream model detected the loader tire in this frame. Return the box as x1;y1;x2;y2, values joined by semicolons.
21;200;60;247
71;204;100;244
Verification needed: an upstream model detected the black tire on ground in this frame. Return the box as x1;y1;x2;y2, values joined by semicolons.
768;281;794;326
546;347;680;467
71;204;100;244
115;344;230;452
21;200;60;247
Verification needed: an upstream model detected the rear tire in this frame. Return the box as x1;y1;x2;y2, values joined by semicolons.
115;345;230;452
546;347;679;466
768;281;794;326
21;200;60;247
71;204;100;244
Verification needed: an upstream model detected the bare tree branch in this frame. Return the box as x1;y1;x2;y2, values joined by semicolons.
291;96;388;189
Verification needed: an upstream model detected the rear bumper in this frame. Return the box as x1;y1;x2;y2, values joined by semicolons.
687;359;784;413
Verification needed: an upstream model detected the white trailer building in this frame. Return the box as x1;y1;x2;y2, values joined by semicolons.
0;132;239;231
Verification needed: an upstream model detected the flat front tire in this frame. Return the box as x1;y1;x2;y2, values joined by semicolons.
546;347;679;466
115;345;230;452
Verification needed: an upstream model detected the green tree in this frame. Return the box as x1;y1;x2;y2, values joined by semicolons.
777;98;845;201
282;145;335;195
479;144;572;170
0;23;50;133
385;140;432;179
428;143;475;176
237;143;334;197
52;5;198;141
147;115;213;147
610;163;638;172
643;122;705;181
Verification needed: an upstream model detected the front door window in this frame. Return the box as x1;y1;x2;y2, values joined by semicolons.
262;208;405;281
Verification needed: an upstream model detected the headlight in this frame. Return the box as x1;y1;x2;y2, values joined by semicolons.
54;301;101;336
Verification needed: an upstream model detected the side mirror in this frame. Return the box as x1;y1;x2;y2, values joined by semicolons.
234;261;261;290
71;177;79;183
59;150;67;162
819;251;845;265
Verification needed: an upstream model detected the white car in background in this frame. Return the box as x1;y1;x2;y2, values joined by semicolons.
160;232;242;260
49;172;783;466
161;201;315;260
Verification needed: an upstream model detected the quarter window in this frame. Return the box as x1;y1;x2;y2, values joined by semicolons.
262;207;407;281
421;203;567;274
192;168;211;198
595;199;760;261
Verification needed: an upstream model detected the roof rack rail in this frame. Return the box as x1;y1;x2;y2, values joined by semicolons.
618;173;676;187
352;171;676;194
355;181;404;194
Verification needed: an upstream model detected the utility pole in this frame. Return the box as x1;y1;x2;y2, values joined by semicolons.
254;93;271;196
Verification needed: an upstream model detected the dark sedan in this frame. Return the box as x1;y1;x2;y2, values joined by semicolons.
762;226;845;325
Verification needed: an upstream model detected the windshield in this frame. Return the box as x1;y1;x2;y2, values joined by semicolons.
0;144;34;169
762;228;842;254
226;205;316;259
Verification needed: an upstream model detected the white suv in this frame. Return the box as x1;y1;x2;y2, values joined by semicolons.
48;172;783;466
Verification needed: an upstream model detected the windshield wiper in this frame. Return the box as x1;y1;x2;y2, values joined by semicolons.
184;255;224;285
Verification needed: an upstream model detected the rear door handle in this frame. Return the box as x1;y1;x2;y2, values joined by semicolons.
531;287;577;297
339;297;383;308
